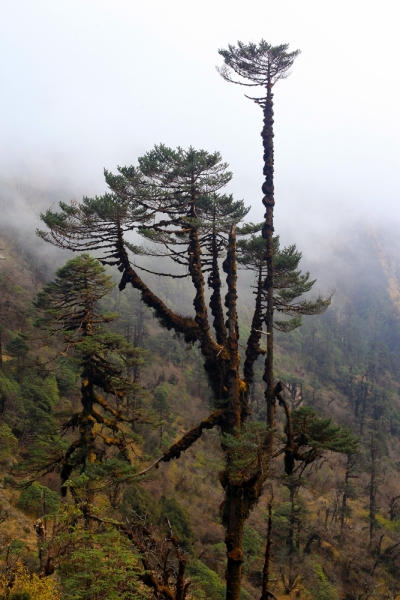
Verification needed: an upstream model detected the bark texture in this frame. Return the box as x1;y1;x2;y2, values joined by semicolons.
261;88;276;432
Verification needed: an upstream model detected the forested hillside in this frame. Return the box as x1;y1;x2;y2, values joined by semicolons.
2;198;400;600
0;32;399;600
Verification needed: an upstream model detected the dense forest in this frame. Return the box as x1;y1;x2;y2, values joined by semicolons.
1;41;400;600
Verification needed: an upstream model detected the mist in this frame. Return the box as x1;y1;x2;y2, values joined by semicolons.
1;0;399;263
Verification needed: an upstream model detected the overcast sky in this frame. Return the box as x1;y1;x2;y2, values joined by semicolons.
1;0;399;247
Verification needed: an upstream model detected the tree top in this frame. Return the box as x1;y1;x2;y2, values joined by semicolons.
217;40;301;89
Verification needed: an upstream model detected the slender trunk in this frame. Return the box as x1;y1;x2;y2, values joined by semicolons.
221;226;250;600
244;262;264;387
80;364;97;464
288;484;296;554
223;224;241;432
208;219;228;346
159;408;164;448
340;454;352;537
261;83;275;431
360;380;368;435
369;435;377;548
223;489;248;600
389;495;400;521
261;499;273;600
188;225;210;339
220;231;266;598
175;554;188;600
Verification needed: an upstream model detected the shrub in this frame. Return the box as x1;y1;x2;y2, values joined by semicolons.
0;563;60;600
159;495;194;548
16;482;59;518
121;483;160;524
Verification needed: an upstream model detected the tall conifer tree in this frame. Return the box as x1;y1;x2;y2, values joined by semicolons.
36;254;146;492
38;147;340;598
218;41;300;431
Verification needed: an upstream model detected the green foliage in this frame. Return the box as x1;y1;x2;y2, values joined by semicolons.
291;406;359;455
34;254;148;488
6;335;30;359
197;192;250;232
146;330;184;367
0;560;60;600
0;538;25;560
21;372;59;413
222;422;270;485
0;370;19;396
271;494;308;554
242;525;263;574
32;119;400;600
187;559;226;600
159;495;194;548
16;482;60;518
136;144;232;198
237;235;331;332
218;40;300;88
152;384;171;426
187;558;250;600
55;361;77;396
312;564;338;600
153;384;170;415
57;527;148;600
10;373;60;444
0;370;61;473
39;144;238;282
0;423;18;466
122;483;160;524
35;254;114;333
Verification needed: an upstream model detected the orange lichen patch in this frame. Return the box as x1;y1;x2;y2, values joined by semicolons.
94;394;119;416
227;548;243;563
238;379;247;392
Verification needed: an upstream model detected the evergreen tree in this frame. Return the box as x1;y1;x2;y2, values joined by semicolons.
218;41;301;445
36;94;354;600
238;234;331;387
36;254;147;493
238;235;331;332
37;148;343;600
153;384;171;447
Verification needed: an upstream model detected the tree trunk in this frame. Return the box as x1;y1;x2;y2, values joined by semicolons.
369;435;378;548
261;84;276;432
261;499;273;600
221;226;251;600
340;454;354;537
224;488;247;600
244;263;264;387
209;219;228;346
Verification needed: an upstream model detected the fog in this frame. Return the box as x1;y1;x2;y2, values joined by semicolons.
1;0;399;253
